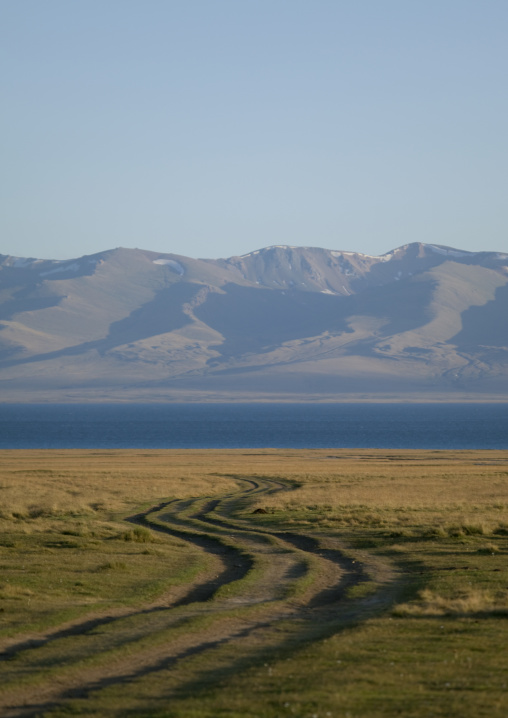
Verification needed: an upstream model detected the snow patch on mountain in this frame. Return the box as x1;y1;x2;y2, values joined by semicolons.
331;251;393;262
6;257;42;268
153;259;185;275
41;262;81;276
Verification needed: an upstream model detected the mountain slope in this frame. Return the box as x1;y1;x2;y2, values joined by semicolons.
0;243;507;401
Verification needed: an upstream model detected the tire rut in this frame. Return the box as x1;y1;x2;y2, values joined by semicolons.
0;477;399;718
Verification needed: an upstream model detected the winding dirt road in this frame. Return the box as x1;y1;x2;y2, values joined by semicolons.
0;477;400;717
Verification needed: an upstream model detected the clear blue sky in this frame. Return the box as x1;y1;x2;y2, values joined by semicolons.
1;0;507;260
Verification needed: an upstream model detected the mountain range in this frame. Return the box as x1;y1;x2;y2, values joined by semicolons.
1;242;507;402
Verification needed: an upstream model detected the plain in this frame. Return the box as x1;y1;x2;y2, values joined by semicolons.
0;449;507;717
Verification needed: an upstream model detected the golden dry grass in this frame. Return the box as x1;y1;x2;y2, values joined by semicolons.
2;448;507;543
394;586;508;616
249;449;508;535
2;448;506;516
0;449;241;520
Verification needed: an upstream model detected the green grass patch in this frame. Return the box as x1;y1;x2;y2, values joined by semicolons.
0;517;204;639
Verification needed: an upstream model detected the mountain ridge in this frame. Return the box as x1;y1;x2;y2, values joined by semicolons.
1;242;507;402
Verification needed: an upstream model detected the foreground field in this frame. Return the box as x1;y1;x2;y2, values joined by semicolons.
0;449;507;717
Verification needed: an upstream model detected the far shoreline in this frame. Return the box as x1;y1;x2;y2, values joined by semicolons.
1;394;508;404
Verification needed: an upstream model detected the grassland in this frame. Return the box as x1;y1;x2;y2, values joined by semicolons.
0;449;507;717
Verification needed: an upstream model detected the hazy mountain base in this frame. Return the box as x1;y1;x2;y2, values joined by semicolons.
2;354;508;403
1;243;508;402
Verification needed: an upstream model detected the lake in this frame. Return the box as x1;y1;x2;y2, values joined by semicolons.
0;403;507;450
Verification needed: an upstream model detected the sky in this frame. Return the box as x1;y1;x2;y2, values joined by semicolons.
1;0;507;261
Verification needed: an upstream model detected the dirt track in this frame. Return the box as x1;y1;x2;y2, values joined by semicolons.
0;477;400;717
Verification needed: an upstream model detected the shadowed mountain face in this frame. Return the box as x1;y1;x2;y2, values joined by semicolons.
0;243;507;401
453;283;508;349
194;284;352;357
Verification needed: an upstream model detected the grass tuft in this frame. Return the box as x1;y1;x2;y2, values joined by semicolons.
121;526;158;543
394;586;508;617
0;583;34;599
477;543;500;554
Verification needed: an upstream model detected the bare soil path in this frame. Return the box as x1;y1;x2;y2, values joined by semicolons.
0;477;400;717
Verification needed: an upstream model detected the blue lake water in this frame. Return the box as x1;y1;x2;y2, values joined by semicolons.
0;403;506;450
